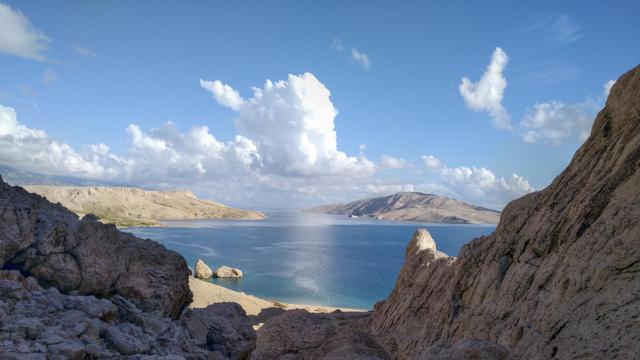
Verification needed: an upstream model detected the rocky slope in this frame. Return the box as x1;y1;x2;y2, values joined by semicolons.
22;185;265;227
0;177;257;358
252;65;640;358
307;192;501;224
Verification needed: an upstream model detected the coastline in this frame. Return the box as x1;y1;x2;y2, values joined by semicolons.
189;277;367;327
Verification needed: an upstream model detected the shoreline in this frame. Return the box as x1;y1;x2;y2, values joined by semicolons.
188;277;368;321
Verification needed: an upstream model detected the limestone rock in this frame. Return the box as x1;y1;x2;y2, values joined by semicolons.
195;259;214;279
215;265;244;278
0;180;192;318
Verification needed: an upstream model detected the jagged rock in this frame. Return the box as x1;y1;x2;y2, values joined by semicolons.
0;270;256;359
368;65;640;358
0;180;192;318
195;259;214;279
215;265;244;278
182;302;256;359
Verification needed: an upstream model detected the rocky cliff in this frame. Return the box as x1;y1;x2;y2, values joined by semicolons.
22;185;265;227
253;65;640;359
307;192;501;224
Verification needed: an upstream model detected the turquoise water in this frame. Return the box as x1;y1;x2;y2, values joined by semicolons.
126;212;495;309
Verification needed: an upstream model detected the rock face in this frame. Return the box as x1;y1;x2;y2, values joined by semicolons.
253;65;640;359
195;259;214;279
306;192;501;224
215;265;244;278
0;270;256;358
369;65;640;358
22;184;266;227
0;179;192;318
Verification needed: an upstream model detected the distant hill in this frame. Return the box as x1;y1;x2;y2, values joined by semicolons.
20;185;265;227
306;192;500;224
0;164;113;187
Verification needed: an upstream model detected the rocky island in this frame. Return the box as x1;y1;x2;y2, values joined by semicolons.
307;191;501;224
0;64;638;359
22;185;265;227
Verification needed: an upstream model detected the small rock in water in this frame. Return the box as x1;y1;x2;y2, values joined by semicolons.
194;259;213;279
214;266;243;278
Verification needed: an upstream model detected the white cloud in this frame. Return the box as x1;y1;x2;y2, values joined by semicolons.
200;72;374;177
41;69;58;86
441;166;533;210
199;79;245;111
421;155;443;170
0;3;50;61
520;100;597;144
420;154;533;209
73;43;96;58
350;47;371;70
0;105;120;176
603;80;616;98
379;155;408;169
459;47;511;129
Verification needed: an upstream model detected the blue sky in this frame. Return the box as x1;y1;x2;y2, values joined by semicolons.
0;1;638;209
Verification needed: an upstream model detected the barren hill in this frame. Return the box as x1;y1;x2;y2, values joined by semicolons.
22;185;265;227
307;192;501;224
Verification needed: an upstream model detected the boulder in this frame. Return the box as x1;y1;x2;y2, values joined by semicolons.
182;302;256;359
215;266;243;278
0;178;192;319
195;259;213;279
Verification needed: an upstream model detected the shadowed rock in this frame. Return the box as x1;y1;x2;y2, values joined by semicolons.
0;179;192;318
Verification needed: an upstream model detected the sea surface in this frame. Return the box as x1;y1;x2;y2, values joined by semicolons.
126;212;495;309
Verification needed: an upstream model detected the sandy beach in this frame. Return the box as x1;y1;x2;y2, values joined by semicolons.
189;277;367;328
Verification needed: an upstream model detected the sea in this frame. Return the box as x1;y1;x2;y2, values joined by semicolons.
126;211;495;310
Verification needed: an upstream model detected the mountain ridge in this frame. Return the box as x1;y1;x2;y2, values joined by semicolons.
306;191;501;224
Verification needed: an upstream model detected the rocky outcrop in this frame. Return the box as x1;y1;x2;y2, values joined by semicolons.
306;192;501;224
367;65;640;359
253;65;640;359
215;265;244;278
0;270;255;358
0;178;192;318
195;259;214;279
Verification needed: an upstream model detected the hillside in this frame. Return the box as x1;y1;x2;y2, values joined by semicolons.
307;192;501;224
22;185;265;227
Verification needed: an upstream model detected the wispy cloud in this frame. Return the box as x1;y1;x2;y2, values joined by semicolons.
512;58;581;87
350;47;371;71
528;14;582;45
331;39;371;71
41;69;58;86
73;43;96;58
0;2;50;61
330;38;343;52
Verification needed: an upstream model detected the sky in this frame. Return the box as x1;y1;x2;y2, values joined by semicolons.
0;1;638;210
